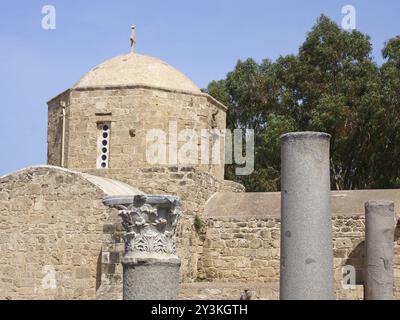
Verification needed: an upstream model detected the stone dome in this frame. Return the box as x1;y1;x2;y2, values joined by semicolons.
73;53;201;93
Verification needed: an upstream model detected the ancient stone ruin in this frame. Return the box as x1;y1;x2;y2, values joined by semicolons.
0;36;399;300
103;195;181;300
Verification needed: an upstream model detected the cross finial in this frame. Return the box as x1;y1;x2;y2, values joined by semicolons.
130;25;136;53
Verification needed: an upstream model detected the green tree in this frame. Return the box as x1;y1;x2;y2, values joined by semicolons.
206;15;400;192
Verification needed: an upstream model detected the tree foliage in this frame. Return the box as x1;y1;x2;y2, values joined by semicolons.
206;15;400;191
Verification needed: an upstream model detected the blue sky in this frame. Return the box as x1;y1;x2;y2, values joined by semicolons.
0;0;399;176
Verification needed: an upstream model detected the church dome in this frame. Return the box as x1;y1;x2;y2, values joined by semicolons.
73;53;201;93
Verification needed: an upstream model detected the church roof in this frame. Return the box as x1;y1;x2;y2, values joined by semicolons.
73;53;201;94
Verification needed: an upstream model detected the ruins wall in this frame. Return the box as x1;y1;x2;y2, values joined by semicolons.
0;165;244;300
91;166;244;288
0;166;114;300
189;190;400;300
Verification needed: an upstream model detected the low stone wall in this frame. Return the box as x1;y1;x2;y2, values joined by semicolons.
179;281;280;300
0;165;245;300
195;190;400;300
0;166;140;300
3;165;399;300
84;166;244;283
197;217;281;283
0;167;114;299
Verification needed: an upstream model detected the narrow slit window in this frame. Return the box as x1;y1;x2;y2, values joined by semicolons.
97;122;110;168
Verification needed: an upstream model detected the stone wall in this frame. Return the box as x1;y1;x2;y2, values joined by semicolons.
190;190;400;300
90;166;244;289
3;165;400;300
0;164;245;300
197;217;280;283
47;87;227;180
0;166;121;300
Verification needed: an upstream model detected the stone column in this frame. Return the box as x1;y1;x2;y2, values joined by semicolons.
103;194;181;300
364;200;395;300
280;132;334;300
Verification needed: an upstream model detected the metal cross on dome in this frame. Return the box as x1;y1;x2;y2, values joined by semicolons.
130;25;136;53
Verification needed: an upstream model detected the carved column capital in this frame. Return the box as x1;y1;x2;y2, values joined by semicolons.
103;195;181;255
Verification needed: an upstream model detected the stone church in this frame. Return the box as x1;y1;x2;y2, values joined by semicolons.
0;36;399;300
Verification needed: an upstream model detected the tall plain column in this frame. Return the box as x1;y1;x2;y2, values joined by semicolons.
280;132;334;300
364;200;395;300
104;194;181;300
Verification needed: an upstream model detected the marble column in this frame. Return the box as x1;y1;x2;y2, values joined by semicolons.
103;194;181;300
280;132;334;300
364;200;395;300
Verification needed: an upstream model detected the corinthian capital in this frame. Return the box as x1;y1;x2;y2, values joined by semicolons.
103;195;181;255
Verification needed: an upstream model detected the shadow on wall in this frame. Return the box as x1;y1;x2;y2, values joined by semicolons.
344;218;400;285
96;252;102;291
345;241;365;285
395;219;400;242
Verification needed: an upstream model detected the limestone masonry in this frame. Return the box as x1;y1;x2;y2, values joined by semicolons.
0;47;399;299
